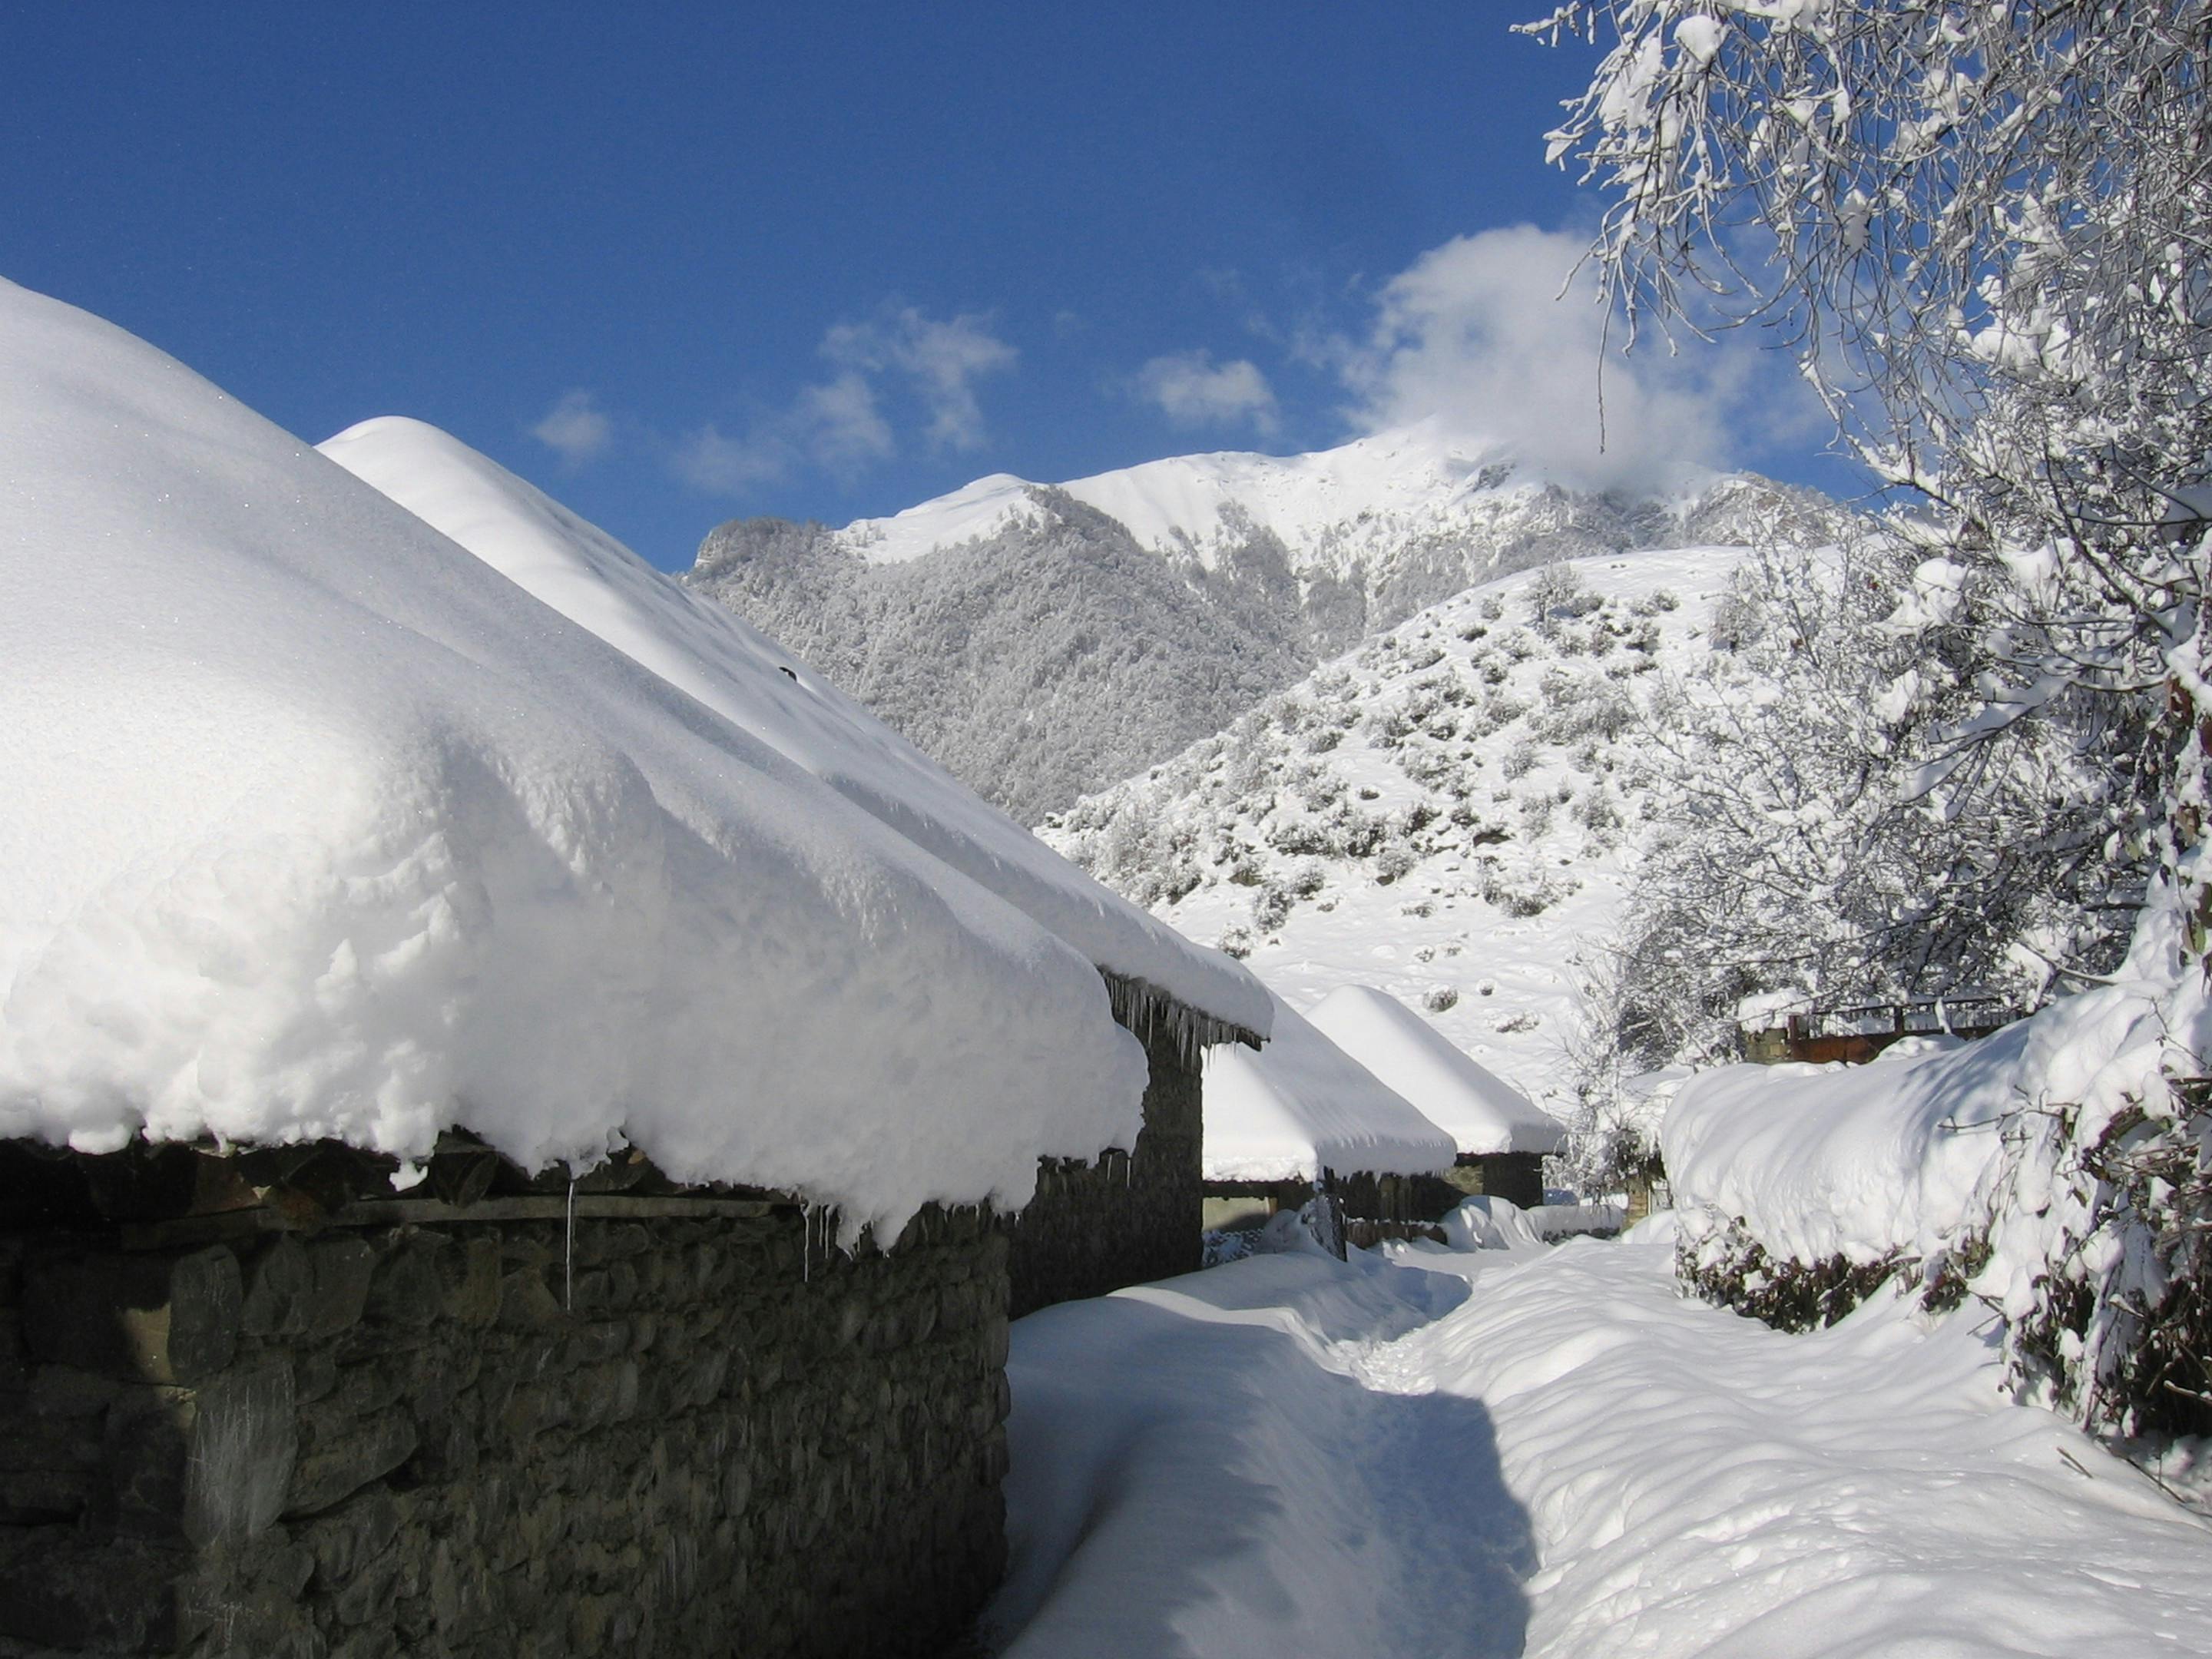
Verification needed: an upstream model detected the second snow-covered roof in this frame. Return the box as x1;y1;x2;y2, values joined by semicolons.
1203;992;1457;1184
1305;985;1564;1157
319;416;1270;1046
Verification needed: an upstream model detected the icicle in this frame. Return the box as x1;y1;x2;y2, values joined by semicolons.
564;1177;578;1312
802;1202;811;1284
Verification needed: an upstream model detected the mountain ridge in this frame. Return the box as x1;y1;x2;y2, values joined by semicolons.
687;426;1849;821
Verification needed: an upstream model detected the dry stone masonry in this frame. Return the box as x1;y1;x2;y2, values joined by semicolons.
1004;1018;1206;1319
0;1147;1011;1659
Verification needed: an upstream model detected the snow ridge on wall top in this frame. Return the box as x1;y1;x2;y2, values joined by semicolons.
0;278;1155;1242
319;416;1270;1041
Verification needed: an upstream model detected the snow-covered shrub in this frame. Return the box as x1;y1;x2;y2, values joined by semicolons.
1425;986;1460;1014
1373;844;1419;886
1250;882;1294;933
1531;0;2212;1445
1528;561;1599;635
1614;538;2147;1075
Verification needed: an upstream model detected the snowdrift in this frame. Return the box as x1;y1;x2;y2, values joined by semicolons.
1203;992;1457;1184
1663;905;2212;1429
0;277;1154;1240
1305;984;1563;1157
1665;972;2171;1280
318;416;1269;1048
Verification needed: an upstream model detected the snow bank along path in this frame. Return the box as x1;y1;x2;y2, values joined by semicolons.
1200;989;1457;1183
318;416;1269;1044
1662;923;2195;1328
0;278;1157;1241
992;1227;2212;1657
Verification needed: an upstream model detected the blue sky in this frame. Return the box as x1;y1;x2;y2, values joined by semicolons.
5;3;1839;571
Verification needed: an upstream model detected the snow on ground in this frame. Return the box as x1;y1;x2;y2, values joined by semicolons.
0;278;1151;1240
1202;990;1456;1183
1306;984;1562;1157
318;416;1267;1035
990;1225;2212;1657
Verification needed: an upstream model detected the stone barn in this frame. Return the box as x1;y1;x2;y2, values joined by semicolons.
1306;986;1566;1212
1200;992;1458;1255
317;417;1270;1324
0;286;1267;1658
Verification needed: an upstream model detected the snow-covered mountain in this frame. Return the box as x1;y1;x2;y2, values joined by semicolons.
1035;546;1749;1108
687;426;1843;821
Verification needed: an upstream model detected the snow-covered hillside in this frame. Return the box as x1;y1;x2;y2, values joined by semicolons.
689;427;1839;819
1038;548;1748;1109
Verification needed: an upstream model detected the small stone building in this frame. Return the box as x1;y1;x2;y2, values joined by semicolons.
0;1141;1012;1659
0;300;1272;1659
1737;994;2014;1067
1200;992;1459;1256
1306;986;1565;1214
1006;973;1262;1317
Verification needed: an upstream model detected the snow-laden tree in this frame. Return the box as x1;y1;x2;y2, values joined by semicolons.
1614;538;2147;1071
1528;0;2212;1433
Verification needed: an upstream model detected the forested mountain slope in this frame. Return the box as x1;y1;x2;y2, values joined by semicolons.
688;427;1843;820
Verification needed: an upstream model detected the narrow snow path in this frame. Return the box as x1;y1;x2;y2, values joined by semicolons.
989;1230;2212;1657
988;1253;1534;1657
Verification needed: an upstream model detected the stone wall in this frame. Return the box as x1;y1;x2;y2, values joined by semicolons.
0;1192;1011;1659
1462;1153;1545;1211
1005;1019;1204;1320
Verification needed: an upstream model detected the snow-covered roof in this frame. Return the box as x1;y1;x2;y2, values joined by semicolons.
318;416;1270;1051
0;276;1159;1242
1202;992;1456;1184
1303;985;1565;1157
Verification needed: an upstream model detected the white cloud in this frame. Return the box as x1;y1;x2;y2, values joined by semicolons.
1339;225;1806;491
671;424;789;495
530;389;612;465
823;306;1017;451
793;372;896;469
674;306;1015;498
672;371;894;496
1134;352;1280;433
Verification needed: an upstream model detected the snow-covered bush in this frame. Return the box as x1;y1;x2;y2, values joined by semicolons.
1611;537;2147;1073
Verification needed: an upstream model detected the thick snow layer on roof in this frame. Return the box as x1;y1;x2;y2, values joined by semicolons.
1303;985;1564;1157
318;416;1269;1042
0;277;1151;1240
1203;992;1455;1183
